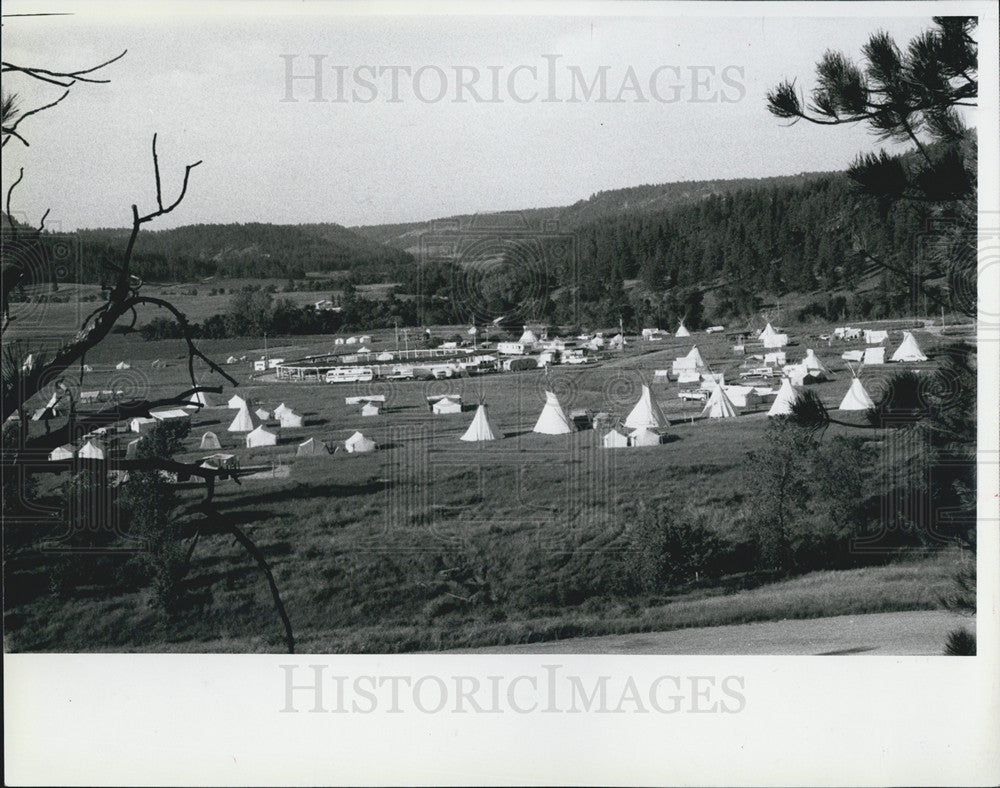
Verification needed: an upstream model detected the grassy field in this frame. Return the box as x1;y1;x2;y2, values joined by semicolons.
4;319;973;653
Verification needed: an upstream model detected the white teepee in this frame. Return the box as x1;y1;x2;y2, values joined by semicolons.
838;377;875;411
802;348;828;375
767;378;800;417
890;331;928;362
624;384;667;429
533;391;573;435
701;384;738;419
460;404;499;442
185;390;211;408
227;394;248;410
227;407;255;433
675;321;691;338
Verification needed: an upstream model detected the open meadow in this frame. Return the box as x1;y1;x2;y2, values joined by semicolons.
3;317;975;653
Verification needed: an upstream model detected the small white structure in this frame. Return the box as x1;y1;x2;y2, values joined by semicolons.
801;349;828;376
864;329;889;344
863;347;886;365
130;416;158;433
519;327;540;346
628;426;667;447
49;444;75;461
624;385;667;430
602;428;630;448
361;402;381;417
255;407;271;421
185;390;211;408
767;378;801;417
344;431;376;453
228;407;255;433
432;397;463;415
376;351;394;362
278;409;304;428
764;351;786;366
125;438;144;459
115;361;130;370
245;425;277;448
841;350;864;363
724;385;761;410
890;331;928;362
228;394;248;411
346;336;358;345
497;341;526;356
200;431;222;450
701;384;738;419
460;404;499;442
296;437;329;456
675;321;691;338
83;364;94;372
533;391;573;435
677;369;701;384
359;335;372;344
78;439;106;460
838;377;875;411
201;453;238;470
334;338;345;346
705;325;725;333
151;409;191;424
273;403;291;418
672;346;706;374
762;332;789;349
226;356;238;364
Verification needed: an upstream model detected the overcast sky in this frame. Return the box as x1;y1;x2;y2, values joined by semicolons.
0;2;969;231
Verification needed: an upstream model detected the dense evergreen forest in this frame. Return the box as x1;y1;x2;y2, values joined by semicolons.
9;150;965;331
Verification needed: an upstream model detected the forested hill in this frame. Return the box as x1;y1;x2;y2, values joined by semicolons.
70;222;413;282
352;171;835;252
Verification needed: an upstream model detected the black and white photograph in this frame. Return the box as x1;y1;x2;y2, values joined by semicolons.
3;1;998;784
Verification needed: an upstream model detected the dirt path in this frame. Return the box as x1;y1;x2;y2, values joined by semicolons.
447;611;974;655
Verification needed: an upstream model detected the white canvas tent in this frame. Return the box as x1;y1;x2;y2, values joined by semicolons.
841;350;864;363
278;409;304;428
891;331;928;362
432;397;463;415
361;402;380;417
624;385;667;429
49;444;75;461
255;407;271;421
296;437;329;456
864;329;889;344
246;425;277;448
533;391;573;435
602;428;629;448
200;431;221;450
838;377;875;411
78;439;106;460
863;347;886;365
460;404;499;442
675;321;691;338
628;426;666;446
227;394;248;410
273;402;291;418
701;384;738;419
724;385;761;410
227;407;255;433
344;431;376;453
767;378;801;417
115;361;130;370
762;332;789;349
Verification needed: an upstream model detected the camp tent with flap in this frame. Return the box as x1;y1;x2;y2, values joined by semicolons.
296;437;329;456
273;403;291;418
891;331;928;362
228;407;255;433
863;347;886;365
245;425;277;448
49;444;75;461
602;428;629;448
278;409;304;428
533;391;573;435
701;384;738;419
624;385;667;429
78;439;106;460
432;397;463;415
200;431;221;450
344;431;377;453
628;426;666;446
361;402;380;417
838;377;875;411
768;378;801;417
460;404;499;442
254;407;271;421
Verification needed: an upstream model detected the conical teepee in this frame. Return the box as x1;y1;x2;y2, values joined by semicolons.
533;391;573;434
802;349;828;374
460;404;499;442
675;321;690;338
685;345;705;367
890;331;928;362
759;322;777;339
767;378;800;417
227;407;255;433
701;384;738;419
838;377;875;411
624;384;667;429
